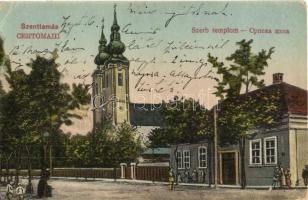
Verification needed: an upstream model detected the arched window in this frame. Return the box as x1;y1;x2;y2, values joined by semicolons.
95;83;99;94
118;73;123;86
105;74;109;88
198;146;207;168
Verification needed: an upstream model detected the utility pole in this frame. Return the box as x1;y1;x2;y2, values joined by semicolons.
214;105;218;189
49;145;52;177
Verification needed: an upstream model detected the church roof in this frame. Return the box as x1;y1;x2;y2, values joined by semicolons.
94;4;129;67
129;103;162;126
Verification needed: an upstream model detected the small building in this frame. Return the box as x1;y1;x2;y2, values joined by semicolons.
170;141;214;184
138;147;170;165
170;74;308;186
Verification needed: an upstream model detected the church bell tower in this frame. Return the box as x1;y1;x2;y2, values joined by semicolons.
92;5;130;127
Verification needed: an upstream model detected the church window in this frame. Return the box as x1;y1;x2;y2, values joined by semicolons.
105;74;109;88
118;73;123;86
95;83;98;94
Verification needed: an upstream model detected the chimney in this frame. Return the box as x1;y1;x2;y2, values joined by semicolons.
273;73;283;84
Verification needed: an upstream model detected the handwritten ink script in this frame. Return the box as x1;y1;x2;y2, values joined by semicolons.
8;2;289;98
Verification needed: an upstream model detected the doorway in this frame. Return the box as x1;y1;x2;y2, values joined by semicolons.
220;152;238;185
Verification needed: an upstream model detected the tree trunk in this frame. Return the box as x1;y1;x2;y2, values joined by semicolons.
174;145;179;185
5;158;9;183
5;153;12;184
26;145;33;194
15;148;21;185
0;156;2;184
239;137;246;189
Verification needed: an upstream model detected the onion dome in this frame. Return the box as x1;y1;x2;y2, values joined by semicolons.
108;5;126;56
94;19;110;66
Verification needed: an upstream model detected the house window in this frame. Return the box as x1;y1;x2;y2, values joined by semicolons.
198;146;207;168
176;151;183;169
183;150;190;169
264;136;277;165
118;73;123;86
249;139;262;165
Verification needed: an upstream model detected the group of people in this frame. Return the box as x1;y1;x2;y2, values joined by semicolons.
1;182;25;200
178;169;206;183
168;168;207;190
272;165;291;189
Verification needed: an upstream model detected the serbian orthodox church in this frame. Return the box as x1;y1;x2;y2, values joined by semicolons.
91;6;161;137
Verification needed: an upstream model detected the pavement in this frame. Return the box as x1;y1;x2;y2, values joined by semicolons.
0;178;307;200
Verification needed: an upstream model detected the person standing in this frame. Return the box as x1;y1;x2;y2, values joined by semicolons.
184;169;189;183
168;168;175;191
192;169;198;183
280;166;286;187
0;190;4;200
6;182;14;200
284;168;291;189
272;166;280;189
302;166;308;186
16;183;25;200
177;173;182;183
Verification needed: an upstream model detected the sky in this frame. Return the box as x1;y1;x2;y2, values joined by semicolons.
0;1;307;134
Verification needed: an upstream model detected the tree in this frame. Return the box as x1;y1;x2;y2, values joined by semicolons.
0;38;91;192
207;39;279;188
0;37;4;65
89;121;142;168
113;123;142;166
148;97;212;184
66;134;91;167
21;54;90;195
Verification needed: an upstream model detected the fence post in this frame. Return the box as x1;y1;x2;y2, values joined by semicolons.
130;163;136;180
120;163;127;179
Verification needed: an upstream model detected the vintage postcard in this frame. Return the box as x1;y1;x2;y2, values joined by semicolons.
0;1;307;199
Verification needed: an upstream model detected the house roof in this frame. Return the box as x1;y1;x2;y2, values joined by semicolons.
142;148;170;155
279;83;307;115
245;82;307;115
129;82;307;128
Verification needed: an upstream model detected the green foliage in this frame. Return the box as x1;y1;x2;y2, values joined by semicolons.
208;39;278;188
217;88;284;146
208;39;278;139
66;134;91;167
72;83;91;107
65;121;142;168
148;97;211;147
114;123;142;164
0;37;4;65
89;121;142;167
0;40;91;169
208;39;274;99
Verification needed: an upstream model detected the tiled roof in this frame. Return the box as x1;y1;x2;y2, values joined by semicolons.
246;82;307;115
280;83;307;115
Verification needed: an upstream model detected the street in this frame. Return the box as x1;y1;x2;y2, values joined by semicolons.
1;179;307;200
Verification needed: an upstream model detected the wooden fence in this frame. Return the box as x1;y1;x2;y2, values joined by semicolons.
0;166;169;182
0;168;121;180
135;166;169;182
52;168;121;179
